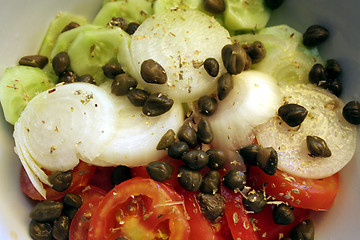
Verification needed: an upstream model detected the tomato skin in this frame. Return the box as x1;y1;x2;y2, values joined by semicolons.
247;166;339;210
88;177;190;240
89;166;115;192
78;185;107;204
20;161;96;200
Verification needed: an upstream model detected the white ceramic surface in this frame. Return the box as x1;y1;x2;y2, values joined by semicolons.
0;0;359;239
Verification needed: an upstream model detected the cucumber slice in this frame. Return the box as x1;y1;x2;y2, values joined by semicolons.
0;66;54;124
224;0;271;31
39;12;88;58
93;1;154;27
153;0;202;13
232;25;323;85
67;28;131;85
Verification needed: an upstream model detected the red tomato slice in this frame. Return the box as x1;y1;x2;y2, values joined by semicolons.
220;185;258;240
20;161;96;200
249;204;309;240
78;185;108;204
247;166;339;211
87;177;190;240
89;166;115;192
131;156;184;188
69;196;104;240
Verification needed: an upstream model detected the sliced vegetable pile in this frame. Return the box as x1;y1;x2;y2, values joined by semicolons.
0;0;359;240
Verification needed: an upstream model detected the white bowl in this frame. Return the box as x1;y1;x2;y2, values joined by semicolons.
0;0;359;239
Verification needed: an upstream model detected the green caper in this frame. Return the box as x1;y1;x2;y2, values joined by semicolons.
342;101;360;125
203;58;220;77
52;51;70;76
217;73;233;101
48;170;73;192
111;73;138;96
223;170;246;191
273;204;295;225
278;103;308;127
197;117;213;144
63;206;78;220
157;129;176;150
19;55;49;69
63;193;82;209
178;166;203;192
58;71;77;84
200;170;220;194
141;59;167;84
146;161;173;182
102;62;124;79
30;200;63;222
291;220;315;240
108;17;127;30
127;88;150;107
203;0;225;14
182;150;209;170
110;165;132;186
61;22;80;33
198;95;218;116
243;190;267;213
303;25;329;47
221;43;247;75
142;93;174;116
126;22;140;35
77;74;96;84
29;219;52;240
196;193;225;221
306;136;331;157
257;147;278;175
309;63;326;84
52;216;70;240
239;144;262;166
206;148;226;170
242;41;266;64
168;141;189;159
325;59;342;79
178;121;198;148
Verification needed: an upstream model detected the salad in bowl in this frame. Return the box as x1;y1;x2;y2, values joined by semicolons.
0;0;359;239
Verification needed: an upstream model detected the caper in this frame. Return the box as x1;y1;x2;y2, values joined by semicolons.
127;88;150;107
291;220;315;240
108;17;127;30
102;62;124;79
223;170;246;191
217;73;234;101
306;136;331;157
221;43;247;75
197;117;213;144
126;22;140;35
30;200;63;222
141;59;167;84
77;74;96;84
157;129;176;150
143;93;174;116
168;141;189;159
343;101;360;125
111;73;138;96
327;79;342;97
196;193;225;221
19;55;49;69
257;147;278;175
206;148;226;170
178;121;198;148
308;63;326;84
178;166;203;192
203;58;220;77
244;53;252;70
203;0;225;14
239;144;262;166
52;216;70;240
198;95;218;116
63;193;82;209
58;71;77;84
265;0;285;9
325;59;342;79
182;149;209;170
29;220;52;240
110;165;132;186
200;170;220;194
52;51;70;75
61;22;80;33
63;206;78;220
278;103;308;127
302;25;329;47
243;190;267;213
273;204;295;225
48;170;73;192
146;161;173;182
242;41;266;64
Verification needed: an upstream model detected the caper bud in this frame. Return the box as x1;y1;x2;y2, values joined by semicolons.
19;55;49;69
29;220;52;240
108;17;127;30
102;62;124;79
178;166;203;192
63;193;82;209
273;204;295;225
178;121;198;148
243;190;267;213
146;161;173;182
198;95;218;116
242;41;266;64
48;170;73;192
303;25;329;47
168;141;189;159
327;79;342;97
142;93;174;116
110;165;132;186
58;71;77;84
200;170;221;194
239;144;262;166
203;0;225;14
52;51;70;76
221;43;247;75
157;129;176;150
126;22;140;35
257;147;278;175
196;193;225;221
203;58;219;77
61;21;80;33
111;73;138;96
52;216;70;240
217;73;234;101
141;59;167;84
197;117;214;144
291;220;315;240
325;59;342;79
306;136;331;157
223;170;246;191
30;200;63;222
77;74;96;84
308;63;326;84
181;150;209;170
342;101;360;125
127;88;150;107
278;103;308;127
206;148;226;170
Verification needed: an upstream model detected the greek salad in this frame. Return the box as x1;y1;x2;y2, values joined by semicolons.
0;0;359;240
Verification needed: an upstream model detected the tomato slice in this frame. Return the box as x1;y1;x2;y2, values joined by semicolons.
87;177;190;240
20;161;96;200
69;196;104;240
78;185;108;204
89;166;115;192
220;185;258;240
247;166;339;210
